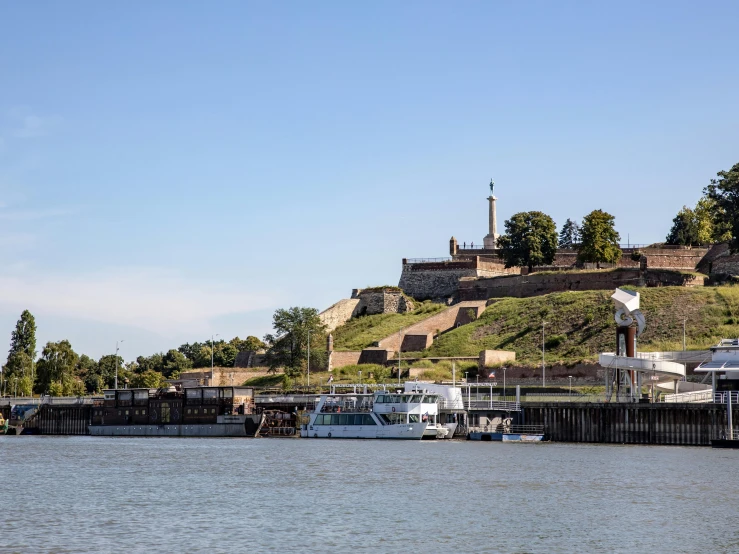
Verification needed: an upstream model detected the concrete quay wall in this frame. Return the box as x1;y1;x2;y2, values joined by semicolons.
523;402;737;446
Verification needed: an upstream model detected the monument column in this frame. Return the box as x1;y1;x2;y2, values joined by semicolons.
483;179;499;249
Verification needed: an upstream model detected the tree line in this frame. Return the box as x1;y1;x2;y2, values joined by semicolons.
0;309;267;397
497;162;739;271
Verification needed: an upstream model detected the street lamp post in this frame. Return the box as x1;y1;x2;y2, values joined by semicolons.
358;370;362;387
542;321;547;388
211;333;219;386
307;330;311;388
503;367;507;401
683;318;687;352
397;328;403;385
115;340;124;390
569;375;573;397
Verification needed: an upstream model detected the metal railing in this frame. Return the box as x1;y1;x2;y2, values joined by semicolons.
405;257;453;264
468;424;544;435
464;400;521;411
714;392;739;404
662;390;713;403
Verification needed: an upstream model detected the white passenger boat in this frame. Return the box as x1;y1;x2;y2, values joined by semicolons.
404;382;462;439
300;389;441;440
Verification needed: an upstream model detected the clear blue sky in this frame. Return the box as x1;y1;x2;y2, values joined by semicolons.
1;1;737;360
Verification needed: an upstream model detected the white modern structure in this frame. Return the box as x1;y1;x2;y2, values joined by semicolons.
300;389;441;440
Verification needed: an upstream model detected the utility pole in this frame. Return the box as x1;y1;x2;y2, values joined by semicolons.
542;321;547;388
115;340;124;389
210;333;219;386
397;328;403;385
307;330;311;388
683;318;687;352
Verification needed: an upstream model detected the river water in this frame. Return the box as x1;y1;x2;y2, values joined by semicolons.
1;437;738;553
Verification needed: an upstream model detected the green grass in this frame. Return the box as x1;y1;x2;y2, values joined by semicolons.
332;301;446;351
422;285;739;365
243;374;283;387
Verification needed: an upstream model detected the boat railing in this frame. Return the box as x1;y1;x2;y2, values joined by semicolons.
468;424;544;435
464;400;521;411
714;392;739;404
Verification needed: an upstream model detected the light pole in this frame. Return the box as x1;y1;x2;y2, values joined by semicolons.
14;376;18;398
211;333;219;386
569;375;573;397
115;340;124;390
358;370;362;387
307;330;310;388
397;327;403;385
683;318;687;352
503;367;507;401
542;321;547;388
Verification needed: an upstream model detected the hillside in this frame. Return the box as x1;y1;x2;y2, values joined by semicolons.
423;286;739;364
331;301;445;350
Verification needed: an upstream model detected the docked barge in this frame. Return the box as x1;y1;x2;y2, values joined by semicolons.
90;386;265;437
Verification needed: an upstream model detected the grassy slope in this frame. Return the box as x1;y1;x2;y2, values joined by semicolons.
424;286;739;364
332;301;445;350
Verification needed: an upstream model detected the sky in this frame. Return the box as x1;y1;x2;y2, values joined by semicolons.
1;1;738;361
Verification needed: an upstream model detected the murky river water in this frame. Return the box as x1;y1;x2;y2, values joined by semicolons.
1;437;738;553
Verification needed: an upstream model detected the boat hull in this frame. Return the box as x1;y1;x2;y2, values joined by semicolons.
711;439;739;449
301;422;427;440
468;431;544;442
89;414;264;438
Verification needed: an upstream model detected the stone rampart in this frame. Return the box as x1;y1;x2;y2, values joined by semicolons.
458;269;705;301
479;350;516;368
328;351;362;371
319;298;361;332
378;300;487;352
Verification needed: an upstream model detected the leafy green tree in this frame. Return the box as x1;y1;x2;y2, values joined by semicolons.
6;310;37;386
558;218;581;248
666;206;701;246
98;354;125;388
214;343;239;367
162;349;192;378
496;211;558;271
263;307;327;375
231;335;267;352
704;164;739;250
136;353;164;374
35;340;79;394
7;310;37;362
84;373;104;394
131;369;164;389
578;210;622;265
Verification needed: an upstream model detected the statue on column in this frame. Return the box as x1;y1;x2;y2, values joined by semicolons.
489;179;495;195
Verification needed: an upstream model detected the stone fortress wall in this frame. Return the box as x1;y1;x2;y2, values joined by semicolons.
319;288;414;332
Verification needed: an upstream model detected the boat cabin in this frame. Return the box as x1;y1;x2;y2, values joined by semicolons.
91;386;256;426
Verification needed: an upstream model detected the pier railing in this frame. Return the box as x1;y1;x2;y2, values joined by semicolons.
464;400;521;411
714;392;739;404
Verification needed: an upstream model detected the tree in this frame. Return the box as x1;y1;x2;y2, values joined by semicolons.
214;343;239;368
137;353;164;374
263;307;327;375
578;209;622;264
35;340;79;394
131;369;164;389
6;310;37;384
496;211;558;271
705;162;739;251
665;206;701;246
231;335;267;352
162;349;192;378
558;218;581;248
98;354;125;389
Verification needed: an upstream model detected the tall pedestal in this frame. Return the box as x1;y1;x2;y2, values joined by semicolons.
483;195;499;249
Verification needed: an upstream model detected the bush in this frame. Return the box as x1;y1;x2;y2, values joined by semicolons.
545;334;566;349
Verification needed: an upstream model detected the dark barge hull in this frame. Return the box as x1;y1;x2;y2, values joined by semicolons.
711;439;739;449
89;414;265;437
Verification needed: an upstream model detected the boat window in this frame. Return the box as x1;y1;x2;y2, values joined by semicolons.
352;415;363;425
401;395;410;403
391;396;400;403
142;409;146;415
316;414;326;425
328;414;338;425
363;414;377;425
410;395;421;403
409;414;420;423
221;388;233;398
203;389;218;399
338;414;348;425
376;395;385;403
187;409;191;414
